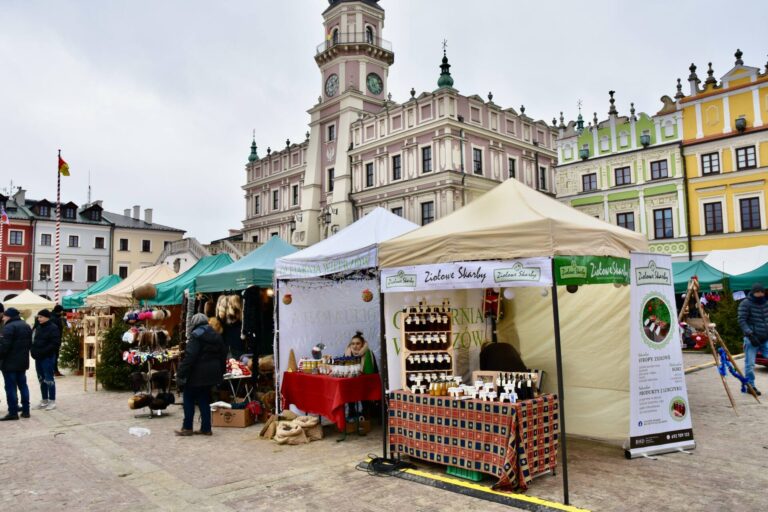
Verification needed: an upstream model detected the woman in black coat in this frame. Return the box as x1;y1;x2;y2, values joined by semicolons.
175;314;228;436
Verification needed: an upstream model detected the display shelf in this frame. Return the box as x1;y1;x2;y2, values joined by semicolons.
400;300;453;390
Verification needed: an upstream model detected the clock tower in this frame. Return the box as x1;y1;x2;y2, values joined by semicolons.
297;0;395;244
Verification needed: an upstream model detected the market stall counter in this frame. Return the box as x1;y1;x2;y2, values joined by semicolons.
281;372;382;432
388;391;559;491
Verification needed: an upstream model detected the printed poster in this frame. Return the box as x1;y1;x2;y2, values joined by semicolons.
628;253;695;457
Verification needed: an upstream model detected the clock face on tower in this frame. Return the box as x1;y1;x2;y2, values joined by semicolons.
325;73;339;97
366;73;383;95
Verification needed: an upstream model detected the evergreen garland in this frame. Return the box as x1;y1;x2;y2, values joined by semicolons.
96;320;133;390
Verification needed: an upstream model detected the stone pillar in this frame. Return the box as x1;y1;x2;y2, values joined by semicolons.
677;183;687;237
638;190;646;235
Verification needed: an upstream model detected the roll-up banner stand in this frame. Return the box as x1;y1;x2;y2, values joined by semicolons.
627;253;695;458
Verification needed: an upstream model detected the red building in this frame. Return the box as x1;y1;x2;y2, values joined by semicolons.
0;192;35;301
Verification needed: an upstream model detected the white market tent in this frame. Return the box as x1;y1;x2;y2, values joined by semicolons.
379;179;648;439
703;245;768;276
4;289;56;325
86;265;177;308
273;207;418;388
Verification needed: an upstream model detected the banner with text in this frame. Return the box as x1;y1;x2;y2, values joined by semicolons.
628;253;695;457
380;258;552;293
554;256;630;286
275;247;377;279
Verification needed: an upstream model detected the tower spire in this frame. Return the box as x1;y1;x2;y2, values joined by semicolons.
437;40;454;89
248;130;259;162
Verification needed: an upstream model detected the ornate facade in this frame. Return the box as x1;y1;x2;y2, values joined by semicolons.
241;0;557;247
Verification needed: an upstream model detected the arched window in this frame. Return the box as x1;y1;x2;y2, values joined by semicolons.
365;26;374;44
332;28;339;45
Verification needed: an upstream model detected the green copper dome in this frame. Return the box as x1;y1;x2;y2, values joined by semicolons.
437;51;454;88
248;139;259;162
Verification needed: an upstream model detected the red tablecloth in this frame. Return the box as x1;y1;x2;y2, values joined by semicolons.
280;372;382;430
388;392;558;491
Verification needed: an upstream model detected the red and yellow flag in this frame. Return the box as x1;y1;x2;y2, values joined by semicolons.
58;154;70;176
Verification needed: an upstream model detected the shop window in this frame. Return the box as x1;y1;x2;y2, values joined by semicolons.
87;265;98;282
650;160;668;180
701;153;720;175
365;162;374;188
272;190;279;210
292;185;299;206
422;147;432;173
508;158;516;179
94;237;105;249
653;208;674;239
740;197;761;230
142;240;151;252
391;207;403;217
39;264;51;280
392;155;402;181
421;201;435;226
8;261;22;281
63;264;73;282
119;266;128;279
8;230;23;245
119;238;129;251
617;212;635;231
704;202;723;234
538;166;547;191
614;166;631;186
582;173;597;192
736;146;756;170
327;168;335;192
473;148;483;175
41;233;52;246
68;235;79;247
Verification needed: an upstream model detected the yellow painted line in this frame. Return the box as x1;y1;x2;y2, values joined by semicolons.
400;466;590;512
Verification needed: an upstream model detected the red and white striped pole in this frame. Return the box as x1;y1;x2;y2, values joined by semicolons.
55;149;62;303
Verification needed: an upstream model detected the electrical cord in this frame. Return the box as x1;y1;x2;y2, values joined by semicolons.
357;453;415;477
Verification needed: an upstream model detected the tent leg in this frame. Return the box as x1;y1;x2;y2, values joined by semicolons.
274;280;281;414
379;288;389;459
550;281;570;506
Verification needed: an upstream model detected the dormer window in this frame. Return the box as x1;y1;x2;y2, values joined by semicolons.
63;207;76;219
88;209;101;221
38;205;50;217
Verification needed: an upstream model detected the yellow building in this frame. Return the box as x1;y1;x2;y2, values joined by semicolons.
681;50;768;257
103;207;185;278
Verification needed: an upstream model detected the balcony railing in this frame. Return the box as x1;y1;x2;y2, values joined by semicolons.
316;32;392;54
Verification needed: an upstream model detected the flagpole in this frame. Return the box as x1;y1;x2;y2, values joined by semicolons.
55;149;62;303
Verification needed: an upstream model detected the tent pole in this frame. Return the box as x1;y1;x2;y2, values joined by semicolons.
550;274;570;505
378;287;389;459
274;280;281;414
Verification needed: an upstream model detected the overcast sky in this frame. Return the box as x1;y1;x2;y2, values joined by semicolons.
2;0;766;243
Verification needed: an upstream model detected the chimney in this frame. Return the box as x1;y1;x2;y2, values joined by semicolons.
144;208;153;224
132;205;140;220
12;188;26;204
124;208;131;217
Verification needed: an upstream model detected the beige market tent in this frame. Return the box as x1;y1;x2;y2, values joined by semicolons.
379;179;649;442
3;289;56;325
86;265;176;308
378;177;647;267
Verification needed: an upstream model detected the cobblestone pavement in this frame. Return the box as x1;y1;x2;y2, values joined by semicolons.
0;352;766;511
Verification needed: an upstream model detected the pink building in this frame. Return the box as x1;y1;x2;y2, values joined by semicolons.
242;0;557;247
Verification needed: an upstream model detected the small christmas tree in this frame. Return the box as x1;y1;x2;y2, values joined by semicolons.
96;320;133;390
709;282;744;355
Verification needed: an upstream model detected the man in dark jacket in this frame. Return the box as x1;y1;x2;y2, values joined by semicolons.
0;308;32;420
737;282;768;395
51;305;66;377
175;313;227;436
31;309;61;411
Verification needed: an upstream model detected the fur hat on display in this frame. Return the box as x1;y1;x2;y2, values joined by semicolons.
208;317;223;334
216;295;228;321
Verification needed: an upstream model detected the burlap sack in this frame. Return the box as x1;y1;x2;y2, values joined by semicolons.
294;415;322;441
273;421;308;445
304;424;323;441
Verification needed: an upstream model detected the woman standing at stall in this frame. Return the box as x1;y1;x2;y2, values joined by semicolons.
175;313;227;436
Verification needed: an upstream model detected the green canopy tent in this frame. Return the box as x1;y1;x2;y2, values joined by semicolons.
195;236;297;293
730;262;768;291
147;253;234;306
671;260;729;294
62;275;122;310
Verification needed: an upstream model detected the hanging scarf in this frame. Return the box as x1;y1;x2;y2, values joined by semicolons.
717;347;751;393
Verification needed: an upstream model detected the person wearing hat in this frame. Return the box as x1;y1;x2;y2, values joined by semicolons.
51;305;66;377
175;313;227;436
0;308;32;420
31;309;61;411
737;282;768;396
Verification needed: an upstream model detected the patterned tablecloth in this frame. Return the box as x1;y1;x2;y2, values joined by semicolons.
388;392;559;491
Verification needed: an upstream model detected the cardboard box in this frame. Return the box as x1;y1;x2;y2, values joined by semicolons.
212;408;255;428
342;418;371;434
